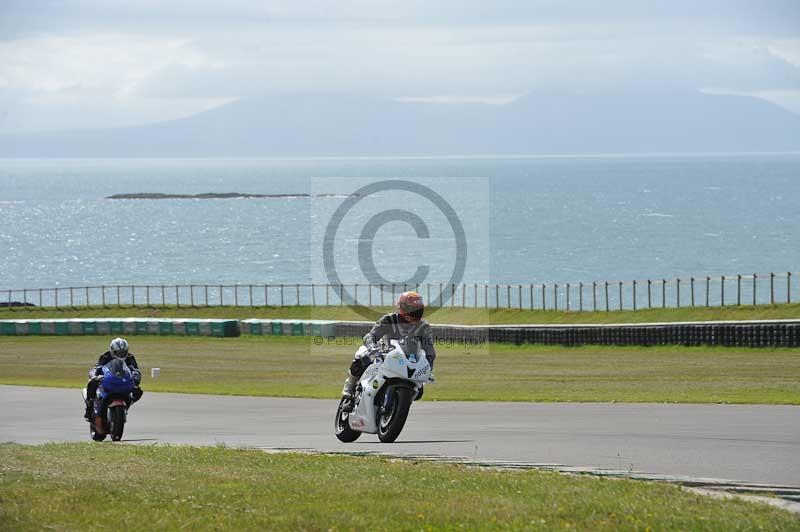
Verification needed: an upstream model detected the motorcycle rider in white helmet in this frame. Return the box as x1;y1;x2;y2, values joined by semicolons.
83;337;143;421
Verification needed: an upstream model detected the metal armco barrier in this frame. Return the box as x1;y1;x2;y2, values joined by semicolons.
333;320;800;348
0;319;240;337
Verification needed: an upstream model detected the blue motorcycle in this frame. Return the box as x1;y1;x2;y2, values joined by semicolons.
82;358;139;441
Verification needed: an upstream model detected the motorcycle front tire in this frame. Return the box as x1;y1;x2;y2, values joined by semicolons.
109;406;125;442
378;385;412;443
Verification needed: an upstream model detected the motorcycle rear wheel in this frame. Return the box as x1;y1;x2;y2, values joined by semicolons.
378;385;412;443
334;398;361;442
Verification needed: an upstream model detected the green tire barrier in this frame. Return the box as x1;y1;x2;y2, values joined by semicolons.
241;319;337;337
0;319;240;337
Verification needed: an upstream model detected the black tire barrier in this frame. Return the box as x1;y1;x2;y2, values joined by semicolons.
329;321;800;348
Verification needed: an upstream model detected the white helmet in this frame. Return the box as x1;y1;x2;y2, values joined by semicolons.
109;337;129;359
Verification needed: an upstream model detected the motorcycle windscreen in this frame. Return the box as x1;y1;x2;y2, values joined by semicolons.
102;361;136;395
398;336;422;359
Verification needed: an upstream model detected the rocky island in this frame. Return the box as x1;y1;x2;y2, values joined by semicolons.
107;192;357;199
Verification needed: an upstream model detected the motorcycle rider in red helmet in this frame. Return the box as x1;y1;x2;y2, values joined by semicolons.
340;290;436;412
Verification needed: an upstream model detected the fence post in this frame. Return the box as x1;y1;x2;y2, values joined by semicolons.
506;285;510;309
327;285;331;306
753;274;757;306
7;289;11;310
647;279;652;308
788;272;792;304
463;283;467;308
566;284;570;311
554;284;558;311
176;285;180;308
485;284;489;309
219;285;223;306
706;277;710;307
116;285;121;306
55;288;59;309
190;285;194;307
280;284;284;306
146;285;150;307
85;286;89;308
676;278;681;308
311;284;316;306
234;285;239;307
737;275;741;306
604;281;609;311
632;280;637;311
618;281;622;310
205;285;209;306
297;284;300;306
690;277;695;307
474;283;478;309
579;282;583;311
161;285;165;307
249;285;253;307
661;279;666;308
39;288;43;307
542;284;546;310
721;276;725;306
495;284;499;309
340;284;344;306
770;272;775;304
529;284;534;310
70;287;74;309
592;282;597;311
101;286;105;308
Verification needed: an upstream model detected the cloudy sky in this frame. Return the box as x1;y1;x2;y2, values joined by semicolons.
0;0;798;132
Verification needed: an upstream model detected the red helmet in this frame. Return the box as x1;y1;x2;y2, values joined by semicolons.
396;291;424;322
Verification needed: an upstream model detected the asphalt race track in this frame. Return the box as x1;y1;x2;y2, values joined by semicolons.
1;385;798;487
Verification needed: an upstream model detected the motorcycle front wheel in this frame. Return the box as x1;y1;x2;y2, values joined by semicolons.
378;385;412;443
334;398;361;442
109;406;126;442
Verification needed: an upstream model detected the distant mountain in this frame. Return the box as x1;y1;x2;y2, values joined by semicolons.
2;91;799;157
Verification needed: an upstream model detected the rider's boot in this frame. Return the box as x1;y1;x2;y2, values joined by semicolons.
94;415;105;434
341;373;358;413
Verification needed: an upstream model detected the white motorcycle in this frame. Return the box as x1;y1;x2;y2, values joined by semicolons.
335;337;433;443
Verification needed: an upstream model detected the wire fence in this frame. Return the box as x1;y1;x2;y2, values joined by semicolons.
1;271;798;311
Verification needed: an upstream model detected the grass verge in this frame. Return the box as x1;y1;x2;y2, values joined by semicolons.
2;302;800;324
1;336;798;404
1;443;798;531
